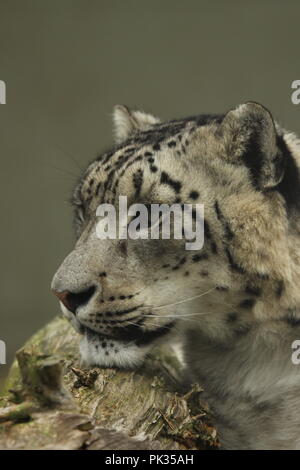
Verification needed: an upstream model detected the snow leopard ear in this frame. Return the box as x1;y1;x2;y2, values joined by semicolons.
113;105;161;144
221;101;284;189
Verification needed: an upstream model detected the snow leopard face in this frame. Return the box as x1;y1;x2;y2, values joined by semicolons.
51;103;300;368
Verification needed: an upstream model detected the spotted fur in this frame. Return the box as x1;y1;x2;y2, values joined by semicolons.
52;102;300;449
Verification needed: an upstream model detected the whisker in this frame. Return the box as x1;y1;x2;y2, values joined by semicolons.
144;286;217;311
54;144;83;173
45;162;79;180
142;311;211;319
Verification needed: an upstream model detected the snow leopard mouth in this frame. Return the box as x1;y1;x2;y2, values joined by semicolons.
83;321;176;346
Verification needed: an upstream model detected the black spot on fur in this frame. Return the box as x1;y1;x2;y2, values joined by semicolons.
204;220;212;239
227;312;237;322
285;313;300;327
189;191;199;200
192;253;208;262
239;298;256;309
167;140;176;148
153;143;161;151
160;171;182;193
211;242;218;254
256;272;270;280
133;169;143;197
245;285;261;296
275;280;284;298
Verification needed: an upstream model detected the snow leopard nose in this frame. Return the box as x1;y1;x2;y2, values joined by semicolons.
52;285;96;314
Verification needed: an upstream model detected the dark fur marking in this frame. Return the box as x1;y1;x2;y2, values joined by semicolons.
192;253;208;262
225;248;245;274
239;298;256;309
204;220;212;239
160;171;182;194
133;169;144;197
285;314;300;327
234;324;251;336
227;312;237;322
150;165;158;172
96;182;101;196
242;125;266;189
215;201;234;241
245;285;261;296
172;257;186;270
112;321;175;345
211;241;218;254
189;191;199;200
273;136;300;212
275;280;284;298
104;305;143;317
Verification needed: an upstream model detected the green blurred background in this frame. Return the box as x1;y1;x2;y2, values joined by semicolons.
0;0;299;383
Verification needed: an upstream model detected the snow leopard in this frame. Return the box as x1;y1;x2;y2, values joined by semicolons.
51;102;300;449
